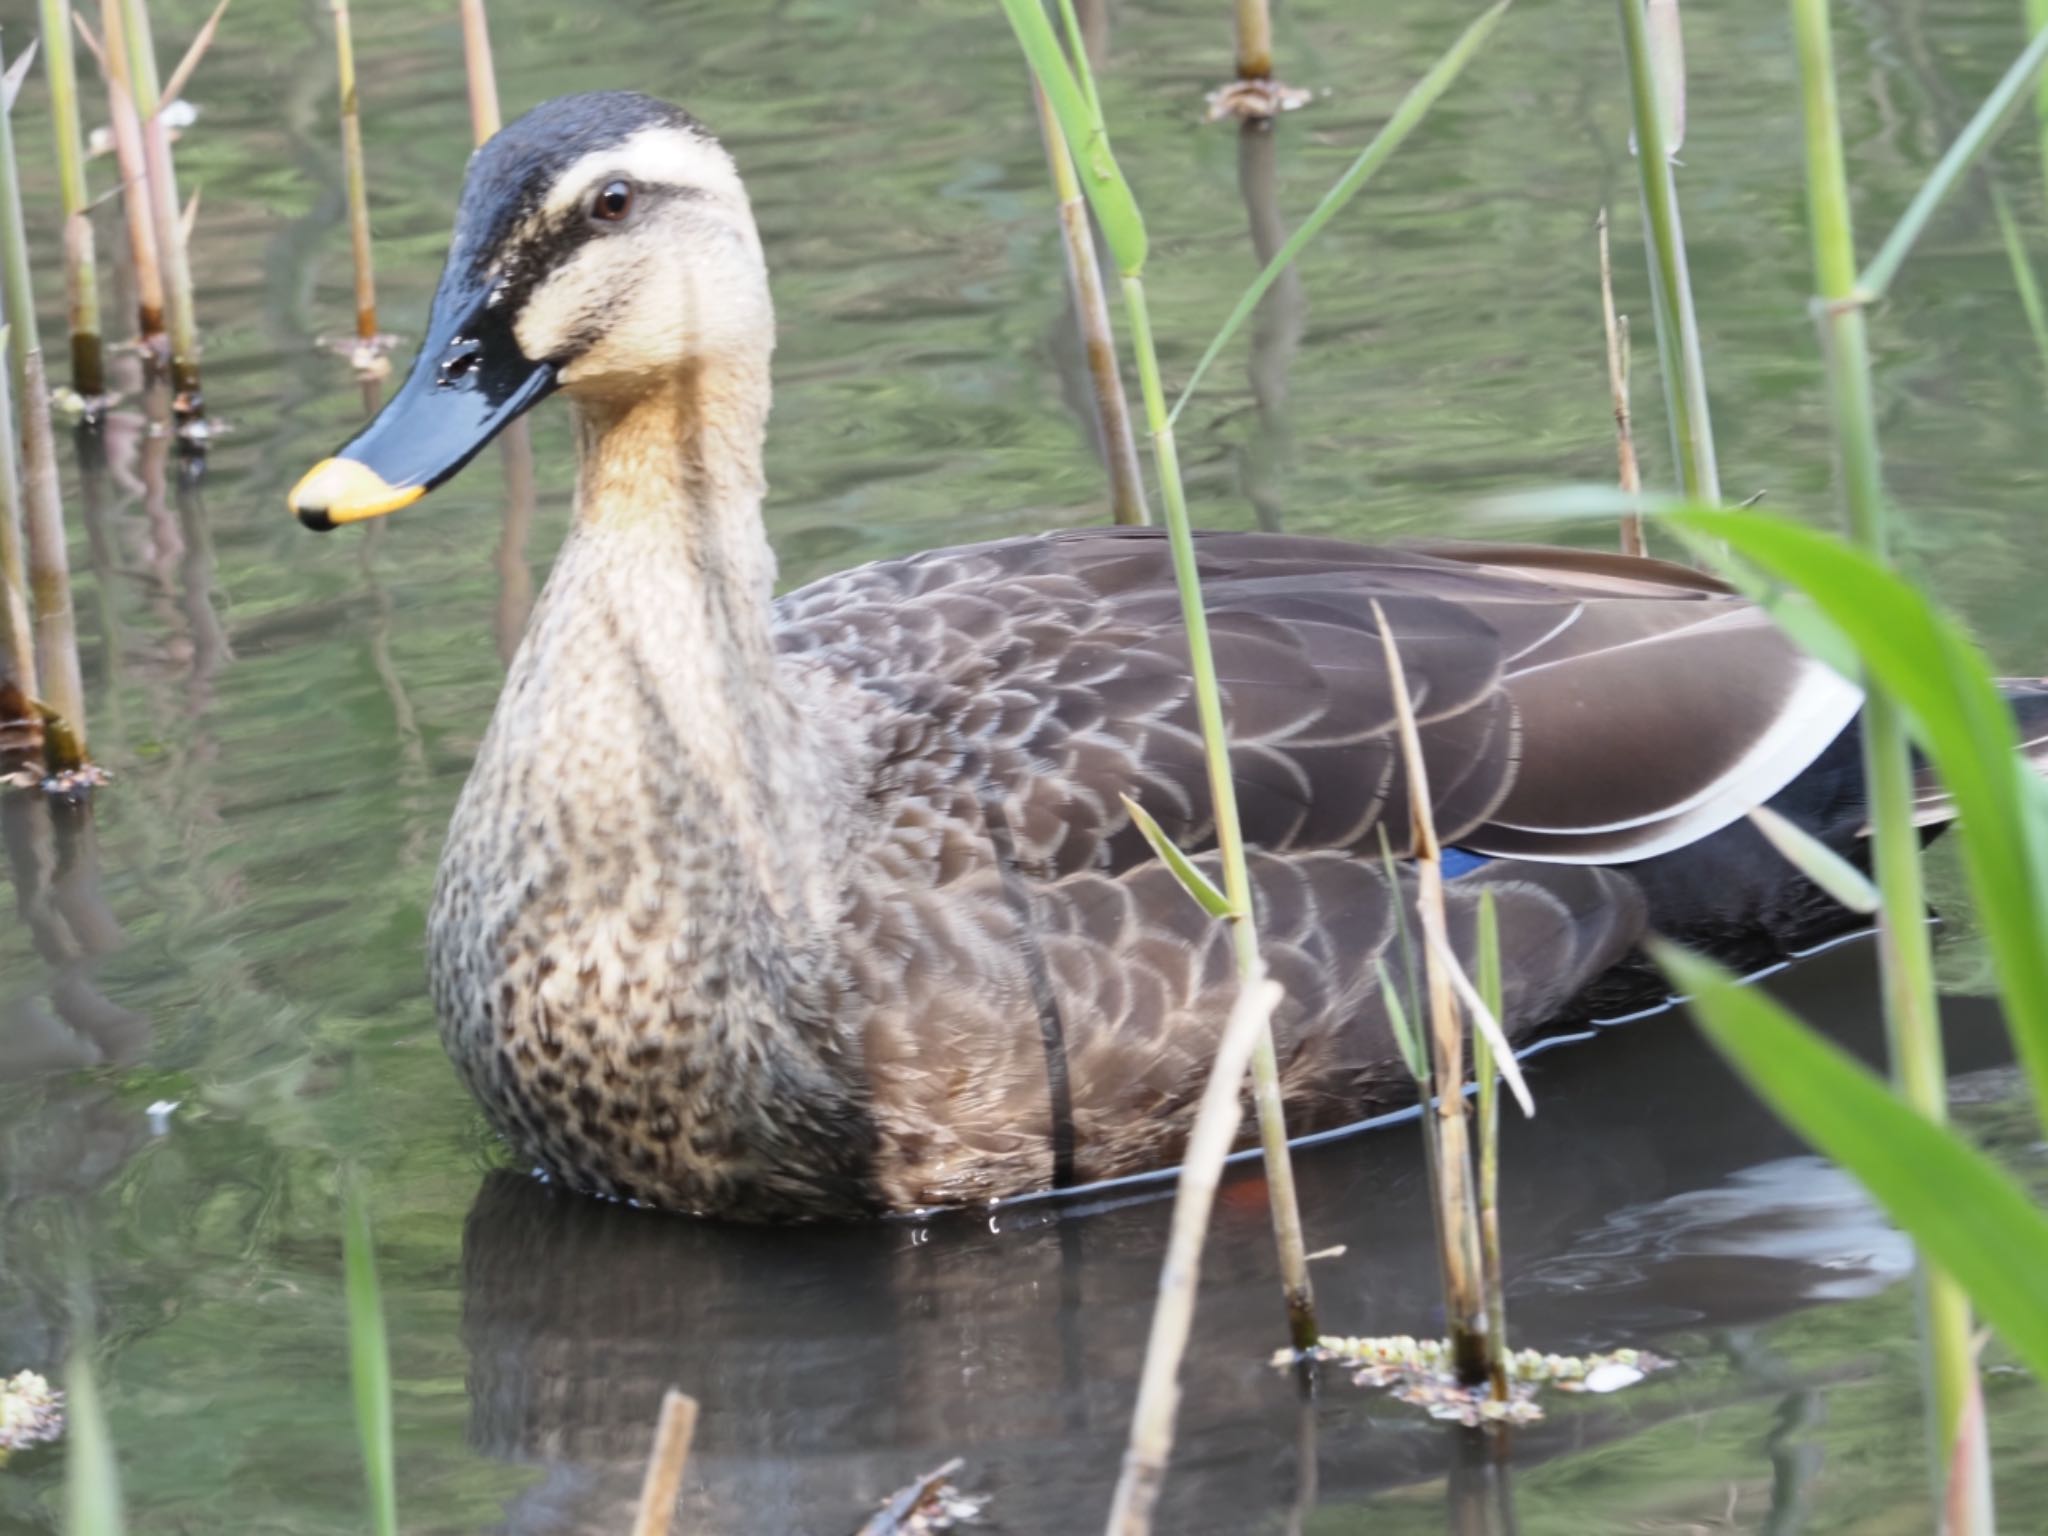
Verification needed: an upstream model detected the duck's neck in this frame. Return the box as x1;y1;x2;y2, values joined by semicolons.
501;360;840;929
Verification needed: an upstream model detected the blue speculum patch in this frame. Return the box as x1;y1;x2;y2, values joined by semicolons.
1440;848;1493;879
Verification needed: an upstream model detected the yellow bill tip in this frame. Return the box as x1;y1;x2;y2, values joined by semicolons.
288;457;426;530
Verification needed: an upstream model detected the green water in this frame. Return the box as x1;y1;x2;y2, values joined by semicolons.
3;0;2048;1529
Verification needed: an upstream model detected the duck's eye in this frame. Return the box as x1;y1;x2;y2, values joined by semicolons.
590;180;635;224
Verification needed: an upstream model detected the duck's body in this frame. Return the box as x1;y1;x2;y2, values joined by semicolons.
294;93;2042;1219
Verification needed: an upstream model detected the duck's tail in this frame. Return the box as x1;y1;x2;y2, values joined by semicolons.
1898;680;2048;829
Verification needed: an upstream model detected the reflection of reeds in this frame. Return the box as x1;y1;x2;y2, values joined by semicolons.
39;0;105;403
0;42;89;763
64;1344;126;1535
111;0;203;418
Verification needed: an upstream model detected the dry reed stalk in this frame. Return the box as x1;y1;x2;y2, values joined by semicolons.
115;0;201;417
1596;209;1644;556
39;0;105;402
1373;604;1489;1388
0;44;88;761
1472;892;1509;1401
629;1390;699;1536
1234;0;1273;80
458;0;500;145
1033;79;1147;525
331;0;376;348
90;0;162;350
1103;962;1285;1536
459;0;537;657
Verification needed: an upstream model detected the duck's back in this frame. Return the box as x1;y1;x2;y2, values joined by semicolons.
766;528;1861;1208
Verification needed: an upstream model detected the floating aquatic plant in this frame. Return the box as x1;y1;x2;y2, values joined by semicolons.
0;1369;65;1465
1281;1337;1669;1427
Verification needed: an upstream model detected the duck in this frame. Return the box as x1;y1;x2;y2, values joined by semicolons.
289;91;2048;1220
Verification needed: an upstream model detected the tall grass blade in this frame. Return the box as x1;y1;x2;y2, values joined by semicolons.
1617;0;1719;502
1169;1;1510;427
1119;793;1234;918
1784;1;1979;1497
1378;961;1426;1082
343;1178;399;1536
40;0;104;400
63;1347;124;1536
1658;940;2048;1384
0;43;88;760
1005;0;1319;1349
1103;965;1284;1536
1857;24;2048;301
1992;182;2048;380
996;0;1145;273
1746;803;1879;914
0;45;38;111
1120;271;1317;1348
1672;509;2048;1114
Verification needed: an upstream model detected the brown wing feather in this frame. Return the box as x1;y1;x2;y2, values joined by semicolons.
776;527;1859;875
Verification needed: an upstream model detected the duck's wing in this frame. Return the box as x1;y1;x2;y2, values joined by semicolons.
857;845;1645;1205
774;526;1862;877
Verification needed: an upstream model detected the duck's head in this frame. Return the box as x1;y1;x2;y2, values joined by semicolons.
290;92;769;530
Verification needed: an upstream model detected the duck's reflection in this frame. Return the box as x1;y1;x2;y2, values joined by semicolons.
457;938;2008;1534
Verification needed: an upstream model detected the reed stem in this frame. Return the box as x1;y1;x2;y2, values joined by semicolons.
458;0;501;145
459;0;537;659
0;44;88;760
1473;890;1509;1400
39;0;104;402
115;0;200;415
629;1391;699;1536
96;0;163;351
1233;0;1273;81
1596;209;1645;556
1122;270;1317;1351
1376;611;1490;1386
1616;0;1720;502
1789;2;1987;1524
331;0;376;344
1103;963;1285;1536
0;326;35;697
1034;82;1147;525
